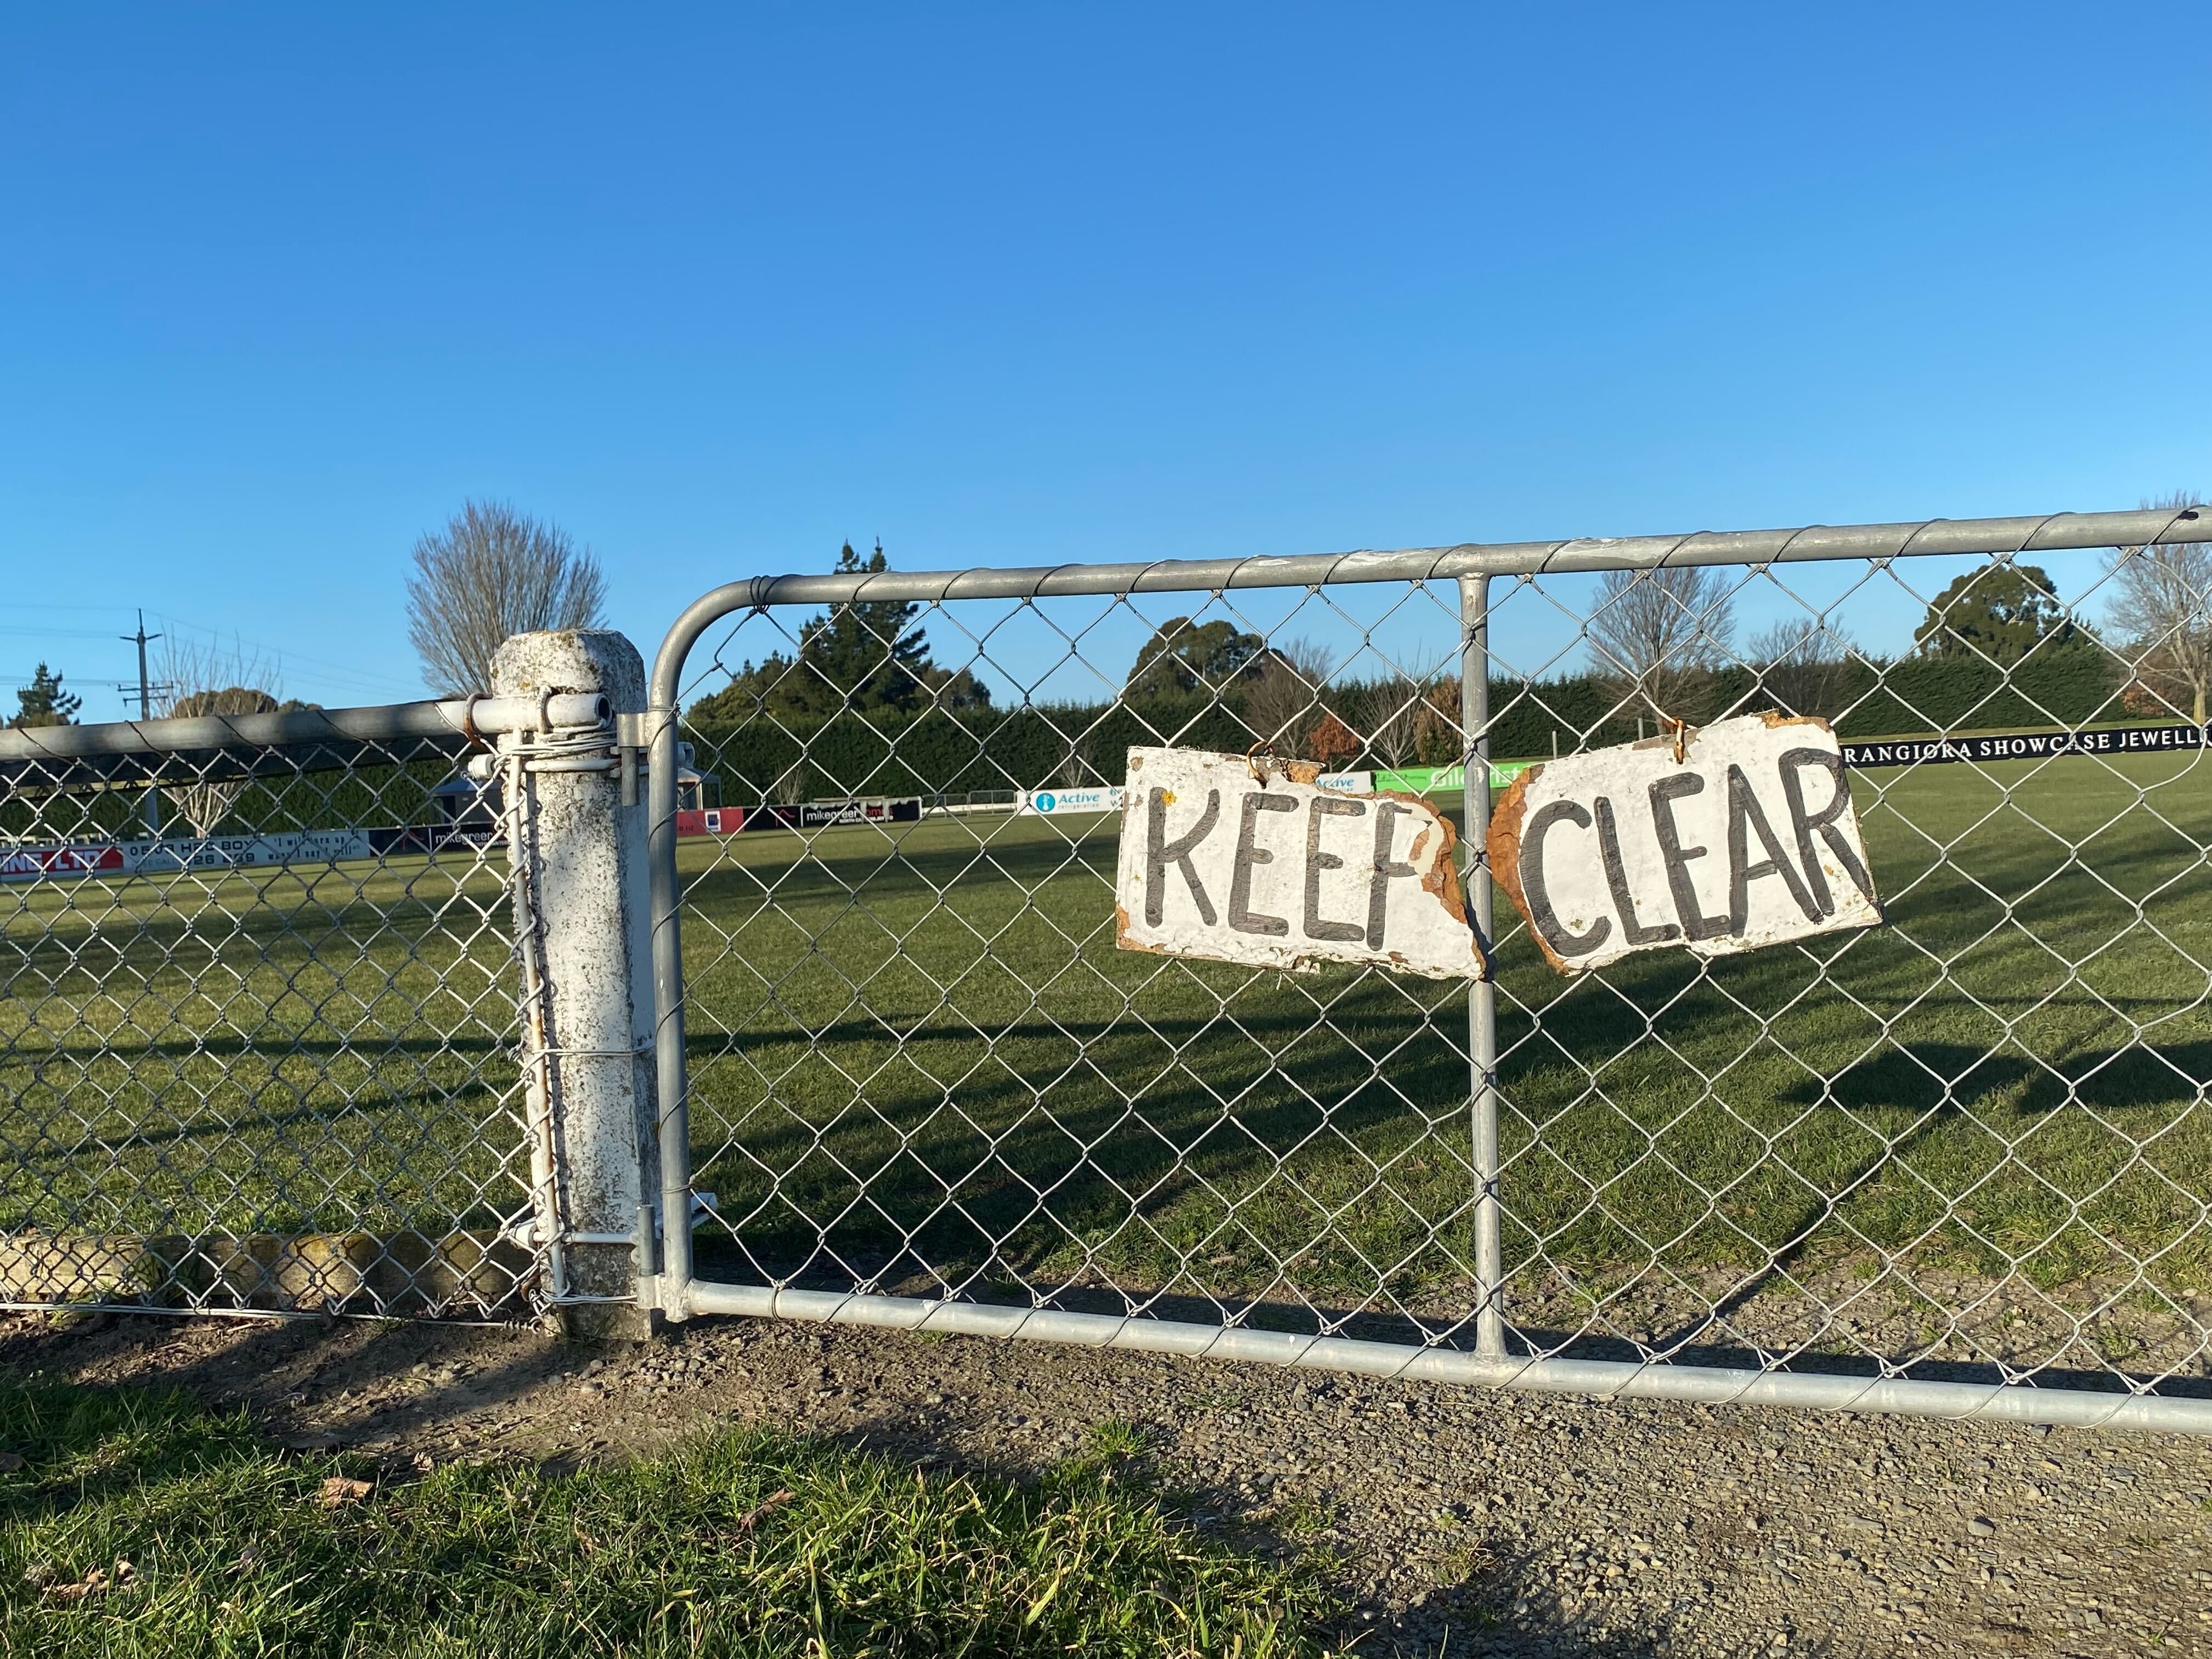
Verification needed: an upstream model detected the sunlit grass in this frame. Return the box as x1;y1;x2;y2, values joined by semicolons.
0;1380;1341;1658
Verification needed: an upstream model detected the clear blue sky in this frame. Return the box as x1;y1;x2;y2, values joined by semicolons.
5;4;2209;714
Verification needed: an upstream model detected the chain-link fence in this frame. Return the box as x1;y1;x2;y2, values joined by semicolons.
644;507;2212;1430
0;702;537;1317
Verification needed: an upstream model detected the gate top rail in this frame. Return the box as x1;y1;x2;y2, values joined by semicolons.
648;504;2205;706
0;692;609;777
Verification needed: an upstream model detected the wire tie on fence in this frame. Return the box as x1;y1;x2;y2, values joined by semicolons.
1245;741;1281;782
459;693;488;752
1663;715;1690;764
535;688;555;735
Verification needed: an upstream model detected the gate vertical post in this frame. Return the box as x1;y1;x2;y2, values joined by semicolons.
1457;576;1505;1359
493;630;656;1341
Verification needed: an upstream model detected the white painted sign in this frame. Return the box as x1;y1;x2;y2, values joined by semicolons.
1020;786;1126;816
1114;747;1486;980
1487;713;1881;974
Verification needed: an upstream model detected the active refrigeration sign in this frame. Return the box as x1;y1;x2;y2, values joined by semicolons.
1489;714;1881;975
1114;747;1486;980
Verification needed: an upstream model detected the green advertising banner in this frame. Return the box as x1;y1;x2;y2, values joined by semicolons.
1373;760;1532;794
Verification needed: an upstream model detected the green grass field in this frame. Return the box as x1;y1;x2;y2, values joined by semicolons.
0;854;526;1242
5;749;2211;1370
677;750;2212;1365
0;1381;1336;1657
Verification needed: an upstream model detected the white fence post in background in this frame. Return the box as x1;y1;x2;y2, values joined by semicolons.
493;630;657;1340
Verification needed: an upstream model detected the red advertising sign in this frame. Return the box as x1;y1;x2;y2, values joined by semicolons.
0;844;126;881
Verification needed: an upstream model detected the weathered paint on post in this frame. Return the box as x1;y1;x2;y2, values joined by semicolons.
1114;746;1486;980
1488;712;1881;974
494;630;656;1339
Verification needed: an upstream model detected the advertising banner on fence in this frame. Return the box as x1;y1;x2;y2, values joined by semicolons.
1019;786;1125;816
2;830;390;883
0;844;126;881
0;826;505;883
1488;714;1882;975
1373;761;1531;795
1114;746;1486;980
677;798;924;836
1841;720;2212;769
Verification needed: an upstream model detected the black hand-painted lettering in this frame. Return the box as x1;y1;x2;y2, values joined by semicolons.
1520;799;1610;958
1777;748;1876;916
1145;786;1221;927
1229;791;1297;935
1367;800;1420;949
1303;795;1367;942
1594;795;1680;945
1725;763;1820;931
1647;773;1730;941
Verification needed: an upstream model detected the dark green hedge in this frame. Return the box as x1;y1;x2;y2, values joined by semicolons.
685;647;2137;803
0;756;470;843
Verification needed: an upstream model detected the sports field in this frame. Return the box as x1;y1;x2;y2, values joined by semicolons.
678;748;2212;1364
4;749;2210;1368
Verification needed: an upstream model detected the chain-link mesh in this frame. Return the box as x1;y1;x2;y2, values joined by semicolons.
0;714;535;1316
656;510;2212;1419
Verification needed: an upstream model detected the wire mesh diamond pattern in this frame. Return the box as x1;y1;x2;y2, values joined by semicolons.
0;723;535;1317
665;521;2212;1417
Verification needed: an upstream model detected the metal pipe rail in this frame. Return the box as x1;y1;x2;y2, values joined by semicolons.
682;1281;2212;1434
0;693;609;766
653;506;2207;625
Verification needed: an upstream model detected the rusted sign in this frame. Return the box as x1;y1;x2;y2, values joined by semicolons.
1488;713;1881;974
1114;747;1486;980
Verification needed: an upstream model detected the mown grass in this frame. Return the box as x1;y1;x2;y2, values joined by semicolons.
678;749;2212;1333
0;855;524;1237
5;749;2211;1357
0;1381;1339;1657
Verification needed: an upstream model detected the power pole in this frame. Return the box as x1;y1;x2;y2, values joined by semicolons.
121;611;162;718
121;611;163;836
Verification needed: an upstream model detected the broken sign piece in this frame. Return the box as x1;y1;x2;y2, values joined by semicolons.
1114;746;1486;980
1488;713;1881;974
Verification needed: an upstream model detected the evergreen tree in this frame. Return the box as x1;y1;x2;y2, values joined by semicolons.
9;663;81;729
1915;565;2073;662
1125;618;1265;699
688;542;990;722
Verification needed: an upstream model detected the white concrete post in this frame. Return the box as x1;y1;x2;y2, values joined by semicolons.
492;630;657;1340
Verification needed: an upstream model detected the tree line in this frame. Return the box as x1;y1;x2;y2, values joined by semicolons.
675;495;2212;805
16;494;2210;772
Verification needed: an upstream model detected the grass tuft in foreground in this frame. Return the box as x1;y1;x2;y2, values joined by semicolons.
0;1381;1342;1658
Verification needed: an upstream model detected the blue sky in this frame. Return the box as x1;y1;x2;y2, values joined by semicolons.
5;5;2209;714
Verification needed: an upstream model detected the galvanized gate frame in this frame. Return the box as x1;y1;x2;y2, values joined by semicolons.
639;507;2212;1431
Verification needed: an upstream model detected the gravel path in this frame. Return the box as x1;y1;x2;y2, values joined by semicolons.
5;1310;2209;1656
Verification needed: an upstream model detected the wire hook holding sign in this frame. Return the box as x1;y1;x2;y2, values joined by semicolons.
1662;714;1691;764
1245;741;1283;782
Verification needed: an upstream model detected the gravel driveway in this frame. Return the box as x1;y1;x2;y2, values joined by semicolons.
5;1310;2209;1656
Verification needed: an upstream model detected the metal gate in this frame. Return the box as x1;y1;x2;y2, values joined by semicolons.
641;506;2212;1431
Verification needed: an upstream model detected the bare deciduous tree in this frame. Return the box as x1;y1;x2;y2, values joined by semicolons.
1588;565;1737;716
1748;617;1858;721
1340;675;1460;769
1239;637;1336;751
155;635;290;835
2102;490;2212;722
405;501;608;696
1341;678;1425;768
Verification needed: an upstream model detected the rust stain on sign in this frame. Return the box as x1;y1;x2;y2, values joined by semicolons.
1114;746;1486;980
1489;713;1882;975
